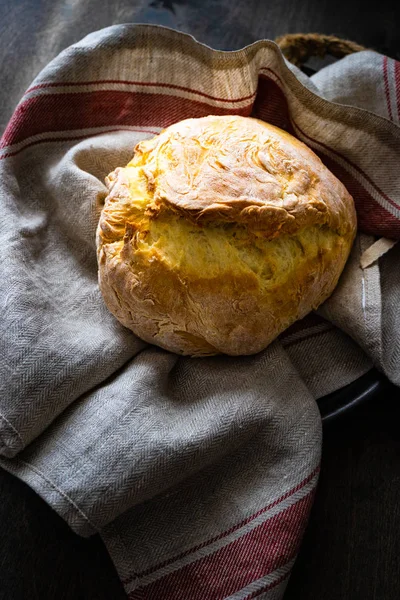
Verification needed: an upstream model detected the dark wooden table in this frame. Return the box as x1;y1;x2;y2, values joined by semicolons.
1;0;400;598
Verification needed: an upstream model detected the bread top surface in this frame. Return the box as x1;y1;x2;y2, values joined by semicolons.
100;116;355;246
98;115;356;283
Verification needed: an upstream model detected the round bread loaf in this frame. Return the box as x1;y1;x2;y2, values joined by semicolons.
97;115;356;356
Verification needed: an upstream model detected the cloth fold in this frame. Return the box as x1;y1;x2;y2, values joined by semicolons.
0;24;399;599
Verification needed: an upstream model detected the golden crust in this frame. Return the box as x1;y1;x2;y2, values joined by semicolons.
96;115;356;356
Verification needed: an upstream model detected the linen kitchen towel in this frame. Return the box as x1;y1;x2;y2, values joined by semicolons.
0;25;399;599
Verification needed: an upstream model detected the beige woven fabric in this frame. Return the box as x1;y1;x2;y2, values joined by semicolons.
0;25;399;600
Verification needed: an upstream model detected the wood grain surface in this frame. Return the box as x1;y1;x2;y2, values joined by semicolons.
0;0;399;598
